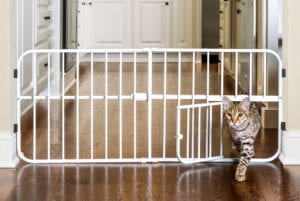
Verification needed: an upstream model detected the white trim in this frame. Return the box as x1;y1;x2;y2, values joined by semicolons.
0;132;19;168
279;130;300;165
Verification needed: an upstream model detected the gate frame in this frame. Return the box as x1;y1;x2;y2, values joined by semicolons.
16;48;283;164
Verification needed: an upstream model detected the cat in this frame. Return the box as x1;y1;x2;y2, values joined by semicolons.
222;96;261;182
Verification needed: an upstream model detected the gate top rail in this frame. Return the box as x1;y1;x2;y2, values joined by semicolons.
18;48;282;60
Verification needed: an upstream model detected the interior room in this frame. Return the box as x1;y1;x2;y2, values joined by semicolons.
1;0;300;200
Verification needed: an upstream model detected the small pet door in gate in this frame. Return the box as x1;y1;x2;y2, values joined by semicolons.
176;102;224;164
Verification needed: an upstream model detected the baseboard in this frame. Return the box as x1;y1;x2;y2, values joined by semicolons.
279;130;300;165
0;132;19;168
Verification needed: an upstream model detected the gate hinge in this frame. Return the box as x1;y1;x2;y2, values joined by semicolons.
281;122;286;131
13;124;18;133
13;69;18;78
282;68;286;78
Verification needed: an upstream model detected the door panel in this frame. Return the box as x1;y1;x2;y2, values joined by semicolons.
173;0;193;48
134;0;170;48
78;0;91;48
90;0;132;48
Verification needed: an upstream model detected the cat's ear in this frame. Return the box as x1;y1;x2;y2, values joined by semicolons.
239;97;251;111
222;96;231;110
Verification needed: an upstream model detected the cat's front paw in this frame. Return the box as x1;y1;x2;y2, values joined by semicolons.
235;173;246;182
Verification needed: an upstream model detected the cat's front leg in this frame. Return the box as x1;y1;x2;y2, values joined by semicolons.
235;156;250;182
235;139;255;182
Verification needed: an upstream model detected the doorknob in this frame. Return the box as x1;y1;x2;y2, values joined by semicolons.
165;2;169;6
237;9;241;14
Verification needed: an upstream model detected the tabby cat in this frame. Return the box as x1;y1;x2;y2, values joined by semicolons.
222;96;261;182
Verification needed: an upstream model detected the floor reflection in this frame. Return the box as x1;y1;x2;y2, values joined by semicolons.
5;161;300;201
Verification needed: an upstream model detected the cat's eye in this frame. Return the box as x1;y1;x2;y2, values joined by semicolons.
238;113;243;117
226;112;232;117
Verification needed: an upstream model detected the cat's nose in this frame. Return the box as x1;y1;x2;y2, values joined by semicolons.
232;117;238;124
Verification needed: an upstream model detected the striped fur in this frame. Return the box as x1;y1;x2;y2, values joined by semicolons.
223;96;261;182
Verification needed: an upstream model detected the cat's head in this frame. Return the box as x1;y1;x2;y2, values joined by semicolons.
222;96;250;128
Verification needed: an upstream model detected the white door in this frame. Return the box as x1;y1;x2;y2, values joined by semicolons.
78;1;91;48
134;0;171;48
92;0;132;48
78;0;132;48
67;0;78;49
172;0;193;48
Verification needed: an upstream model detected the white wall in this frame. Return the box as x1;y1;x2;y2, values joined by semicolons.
280;0;300;165
0;0;19;167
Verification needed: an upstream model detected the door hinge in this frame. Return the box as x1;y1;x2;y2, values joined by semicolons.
282;68;286;78
13;69;18;78
13;124;18;133
281;122;286;131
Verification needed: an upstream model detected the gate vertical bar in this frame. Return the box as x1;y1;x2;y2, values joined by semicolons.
235;52;239;97
105;52;108;159
221;52;224;97
249;52;253;97
220;103;223;157
220;52;225;156
191;52;196;158
186;109;190;158
205;52;210;158
209;105;213;157
263;52;267;97
205;107;209;158
119;52;123;159
76;52;80;159
90;53;94;159
47;53;51;160
148;50;153;159
206;52;210;101
177;52;182;158
176;107;181;160
33;53;37;160
163;51;167;158
197;107;201;158
220;52;224;156
178;52;182;105
133;52;137;159
61;53;65;159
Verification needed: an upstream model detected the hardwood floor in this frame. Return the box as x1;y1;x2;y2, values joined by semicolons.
2;61;299;200
1;161;300;201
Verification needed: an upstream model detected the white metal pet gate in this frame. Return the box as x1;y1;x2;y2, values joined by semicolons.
17;48;283;164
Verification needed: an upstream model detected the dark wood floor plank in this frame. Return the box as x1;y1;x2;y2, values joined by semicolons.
2;162;300;201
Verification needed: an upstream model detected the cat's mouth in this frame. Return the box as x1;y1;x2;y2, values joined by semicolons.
229;122;240;128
